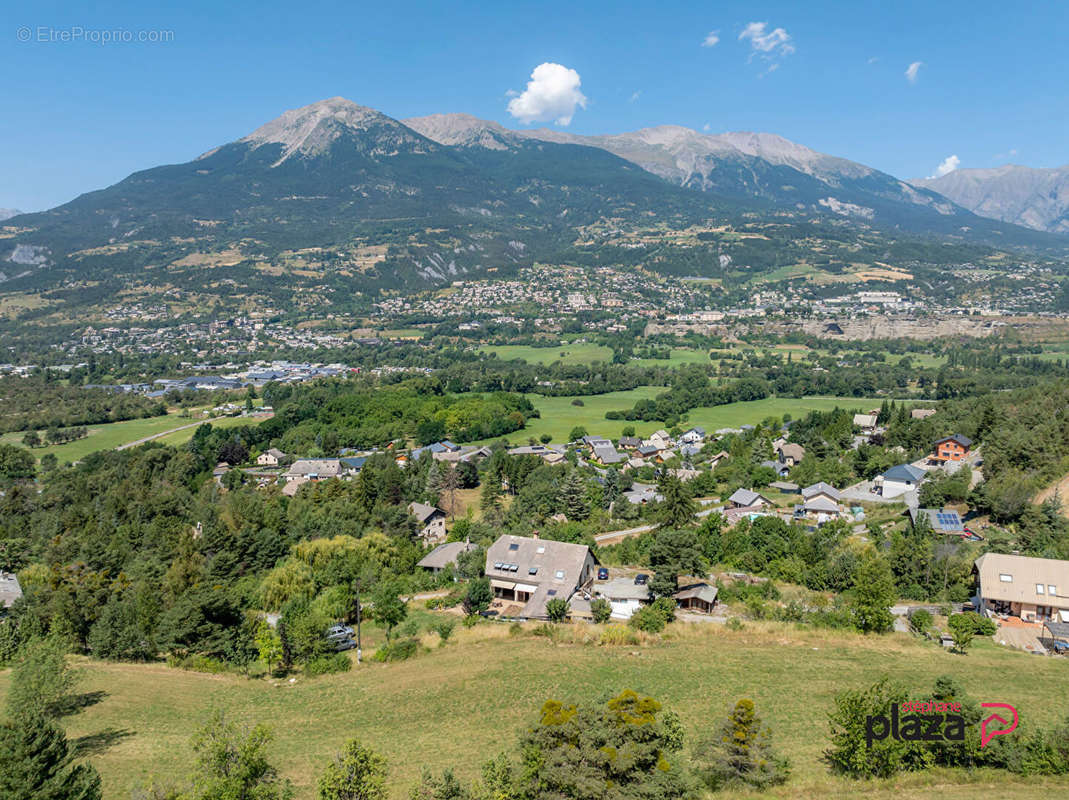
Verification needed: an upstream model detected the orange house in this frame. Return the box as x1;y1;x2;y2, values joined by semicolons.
932;434;972;462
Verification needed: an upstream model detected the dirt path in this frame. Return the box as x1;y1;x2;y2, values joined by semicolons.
115;420;205;450
1034;472;1069;518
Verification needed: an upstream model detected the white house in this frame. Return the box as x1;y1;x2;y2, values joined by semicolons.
256;448;286;467
875;464;926;499
408;501;447;544
594;577;651;620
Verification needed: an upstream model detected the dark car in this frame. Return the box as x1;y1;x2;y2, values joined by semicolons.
597;567;609;580
634;573;649;586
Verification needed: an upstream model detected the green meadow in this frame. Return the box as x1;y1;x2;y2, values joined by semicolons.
8;622;1066;800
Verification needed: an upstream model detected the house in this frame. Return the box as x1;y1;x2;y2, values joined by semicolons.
281;476;309;497
623;484;664;505
484;534;598;619
769;481;800;493
408;502;447;545
708;451;730;470
417;541;477;574
618;436;642;450
853;413;879;433
680;427;706;444
591;443;626;465
256;448;287;467
0;572;22;615
802;482;840;505
973;553;1069;623
727;488;773;509
674;582;718;613
908;507;966;536
647;430;673;450
874;464;926;498
212;462;230;485
911;408;937;420
635;444;660;459
410;441;461;461
594;577;650;620
776;442;805;468
339;455;368;474
798;482;843;519
932;434;972;463
678;444;702;460
760;459;790;478
285;459;343;482
434;445;492;464
582;435;612;449
507;444;566;464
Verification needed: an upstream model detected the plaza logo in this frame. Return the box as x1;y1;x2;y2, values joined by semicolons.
865;700;1018;748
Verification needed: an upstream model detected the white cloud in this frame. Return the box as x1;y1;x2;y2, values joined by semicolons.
927;154;960;179
702;123;711;132
506;63;588;126
701;30;720;47
867;56;879;64
739;22;795;58
629;91;641;103
905;61;923;83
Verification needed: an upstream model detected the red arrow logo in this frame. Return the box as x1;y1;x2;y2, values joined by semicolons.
980;703;1018;748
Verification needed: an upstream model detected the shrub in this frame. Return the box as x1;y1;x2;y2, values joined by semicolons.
372;638;421;663
304;653;352;677
508;621;524;636
432;619;456;643
629;606;666;633
726;618;745;631
545;597;569;623
590;598;612;624
464;577;492;615
599;625;639;646
909;608;933;635
693;699;791;790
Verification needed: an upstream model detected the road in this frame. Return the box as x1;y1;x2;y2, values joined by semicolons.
593;506;720;545
115;412;274;451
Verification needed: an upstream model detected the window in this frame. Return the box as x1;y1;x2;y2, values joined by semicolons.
1050;585;1057;595
528;567;538;575
555;570;565;579
508;543;519;551
1037;584;1046;595
999;574;1013;583
536;545;546;554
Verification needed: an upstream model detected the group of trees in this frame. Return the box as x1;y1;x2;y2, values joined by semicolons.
0;375;166;434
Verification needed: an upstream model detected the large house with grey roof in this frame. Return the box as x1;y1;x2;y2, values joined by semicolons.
485;534;598;619
974;553;1069;624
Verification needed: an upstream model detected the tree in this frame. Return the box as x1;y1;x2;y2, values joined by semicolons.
545;597;569;623
0;713;101;800
567;426;587;442
908;608;933;636
370;582;407;641
479;479;503;519
255;620;283;675
648;529;706;599
5;636;77;720
558;469;589;521
317;739;388;800
512;690;689;799
656;475;695;530
603;467;621;510
848;553;896;634
590;598;612;624
947;614;974;653
408;769;470;800
187;710;293;800
21;430;41;448
0;443;36;485
463;577;492;615
692;699;790;790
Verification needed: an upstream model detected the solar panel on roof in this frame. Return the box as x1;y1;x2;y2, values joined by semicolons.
547;590;557;596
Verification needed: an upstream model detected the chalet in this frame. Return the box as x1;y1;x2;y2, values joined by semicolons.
485;534;598;619
635;444;660;459
646;430;673;450
853;413;879;433
339;455;367;473
256;448;287;467
417;541;477;574
507;444;566;464
680;427;706;444
727;488;773;509
408;501;447;544
776;442;805;468
434;445;492;464
874;464;926;499
285;459;344;482
0;572;22;615
973;553;1069;623
594;577;650;620
674;582;718;614
708;451;730;470
591;443;626;465
908;507;966;536
760;459;790;478
617;436;642;450
932;434;972;463
798;482;842;519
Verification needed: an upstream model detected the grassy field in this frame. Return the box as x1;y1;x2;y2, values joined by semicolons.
0;411;267;464
631;348;711;368
479;342;615;366
489;391;892;444
10;622;1068;800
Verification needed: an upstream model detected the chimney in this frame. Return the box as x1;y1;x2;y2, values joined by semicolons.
531;531;539;540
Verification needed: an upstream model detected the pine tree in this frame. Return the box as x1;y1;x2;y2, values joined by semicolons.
849;553;896;633
317;738;388;800
559;469;589;521
0;714;101;800
479;478;503;517
693;699;790;790
657;475;696;529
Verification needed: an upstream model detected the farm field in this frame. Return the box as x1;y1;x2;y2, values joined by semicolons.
479;342;614;365
490;390;895;444
0;411;267;464
631;348;711;367
12;622;1068;800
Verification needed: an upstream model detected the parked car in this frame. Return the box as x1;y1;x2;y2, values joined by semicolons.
325;624;354;641
597;567;609;580
333;637;357;652
634;573;649;586
1051;640;1069;654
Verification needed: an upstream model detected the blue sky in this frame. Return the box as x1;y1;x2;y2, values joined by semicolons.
3;0;1067;210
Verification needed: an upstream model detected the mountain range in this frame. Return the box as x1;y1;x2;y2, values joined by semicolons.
915;165;1069;235
1;97;1065;299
